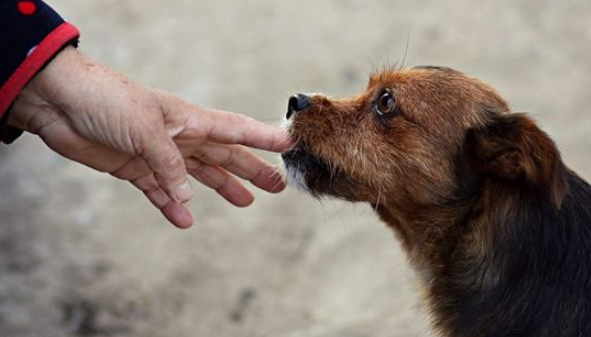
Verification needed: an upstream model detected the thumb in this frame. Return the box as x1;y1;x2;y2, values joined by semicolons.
141;131;193;203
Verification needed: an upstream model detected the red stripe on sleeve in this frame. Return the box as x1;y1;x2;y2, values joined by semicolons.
0;22;80;118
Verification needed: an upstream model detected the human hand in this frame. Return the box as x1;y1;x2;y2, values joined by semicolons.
8;46;291;229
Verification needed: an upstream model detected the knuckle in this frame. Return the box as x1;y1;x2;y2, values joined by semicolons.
251;164;271;183
162;151;184;173
189;162;206;177
215;174;231;192
220;148;237;168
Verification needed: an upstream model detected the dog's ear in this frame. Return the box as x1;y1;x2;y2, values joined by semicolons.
465;113;567;207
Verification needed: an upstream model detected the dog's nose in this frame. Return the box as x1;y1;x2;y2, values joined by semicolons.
286;94;311;119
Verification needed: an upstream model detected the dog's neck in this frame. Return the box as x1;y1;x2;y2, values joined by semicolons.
374;197;477;272
373;174;560;273
374;168;591;337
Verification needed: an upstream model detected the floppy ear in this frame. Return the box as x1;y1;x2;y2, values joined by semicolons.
465;113;567;206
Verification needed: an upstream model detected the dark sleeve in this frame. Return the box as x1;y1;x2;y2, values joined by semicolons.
0;0;80;143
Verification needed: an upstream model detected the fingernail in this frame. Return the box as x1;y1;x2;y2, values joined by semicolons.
174;181;193;203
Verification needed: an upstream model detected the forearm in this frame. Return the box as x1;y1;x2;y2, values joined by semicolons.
0;0;79;143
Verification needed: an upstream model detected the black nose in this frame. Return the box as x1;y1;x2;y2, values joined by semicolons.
286;94;311;119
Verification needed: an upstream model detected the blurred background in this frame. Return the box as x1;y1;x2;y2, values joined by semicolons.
1;0;591;336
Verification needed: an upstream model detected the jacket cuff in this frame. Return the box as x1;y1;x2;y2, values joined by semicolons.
0;22;80;118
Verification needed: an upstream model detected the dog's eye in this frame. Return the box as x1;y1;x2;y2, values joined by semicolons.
376;89;397;115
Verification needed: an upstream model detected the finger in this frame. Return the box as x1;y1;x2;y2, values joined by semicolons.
182;107;292;153
110;156;151;181
186;159;255;207
195;143;286;193
131;175;194;229
40;123;193;228
141;131;193;203
161;202;194;230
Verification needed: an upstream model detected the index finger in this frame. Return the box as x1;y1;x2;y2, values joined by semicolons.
192;108;293;152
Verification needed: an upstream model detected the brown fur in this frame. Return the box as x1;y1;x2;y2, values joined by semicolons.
282;66;591;336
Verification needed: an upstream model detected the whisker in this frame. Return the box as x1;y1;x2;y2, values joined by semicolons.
269;87;291;98
399;32;411;71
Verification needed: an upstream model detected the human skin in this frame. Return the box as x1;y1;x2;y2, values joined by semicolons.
7;46;291;229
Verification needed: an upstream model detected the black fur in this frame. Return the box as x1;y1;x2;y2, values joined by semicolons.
435;169;591;337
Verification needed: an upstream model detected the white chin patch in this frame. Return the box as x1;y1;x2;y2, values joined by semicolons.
281;117;293;132
283;162;310;193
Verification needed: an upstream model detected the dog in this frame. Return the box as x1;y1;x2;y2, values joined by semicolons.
281;66;591;337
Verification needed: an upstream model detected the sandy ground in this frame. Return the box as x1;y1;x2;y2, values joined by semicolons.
1;1;591;336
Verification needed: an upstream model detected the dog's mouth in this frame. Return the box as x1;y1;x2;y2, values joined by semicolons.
281;146;355;199
282;148;331;194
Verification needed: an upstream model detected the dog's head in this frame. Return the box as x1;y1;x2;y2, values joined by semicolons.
282;67;566;212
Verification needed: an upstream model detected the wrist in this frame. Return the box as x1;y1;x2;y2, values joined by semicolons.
21;46;84;109
7;46;81;133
